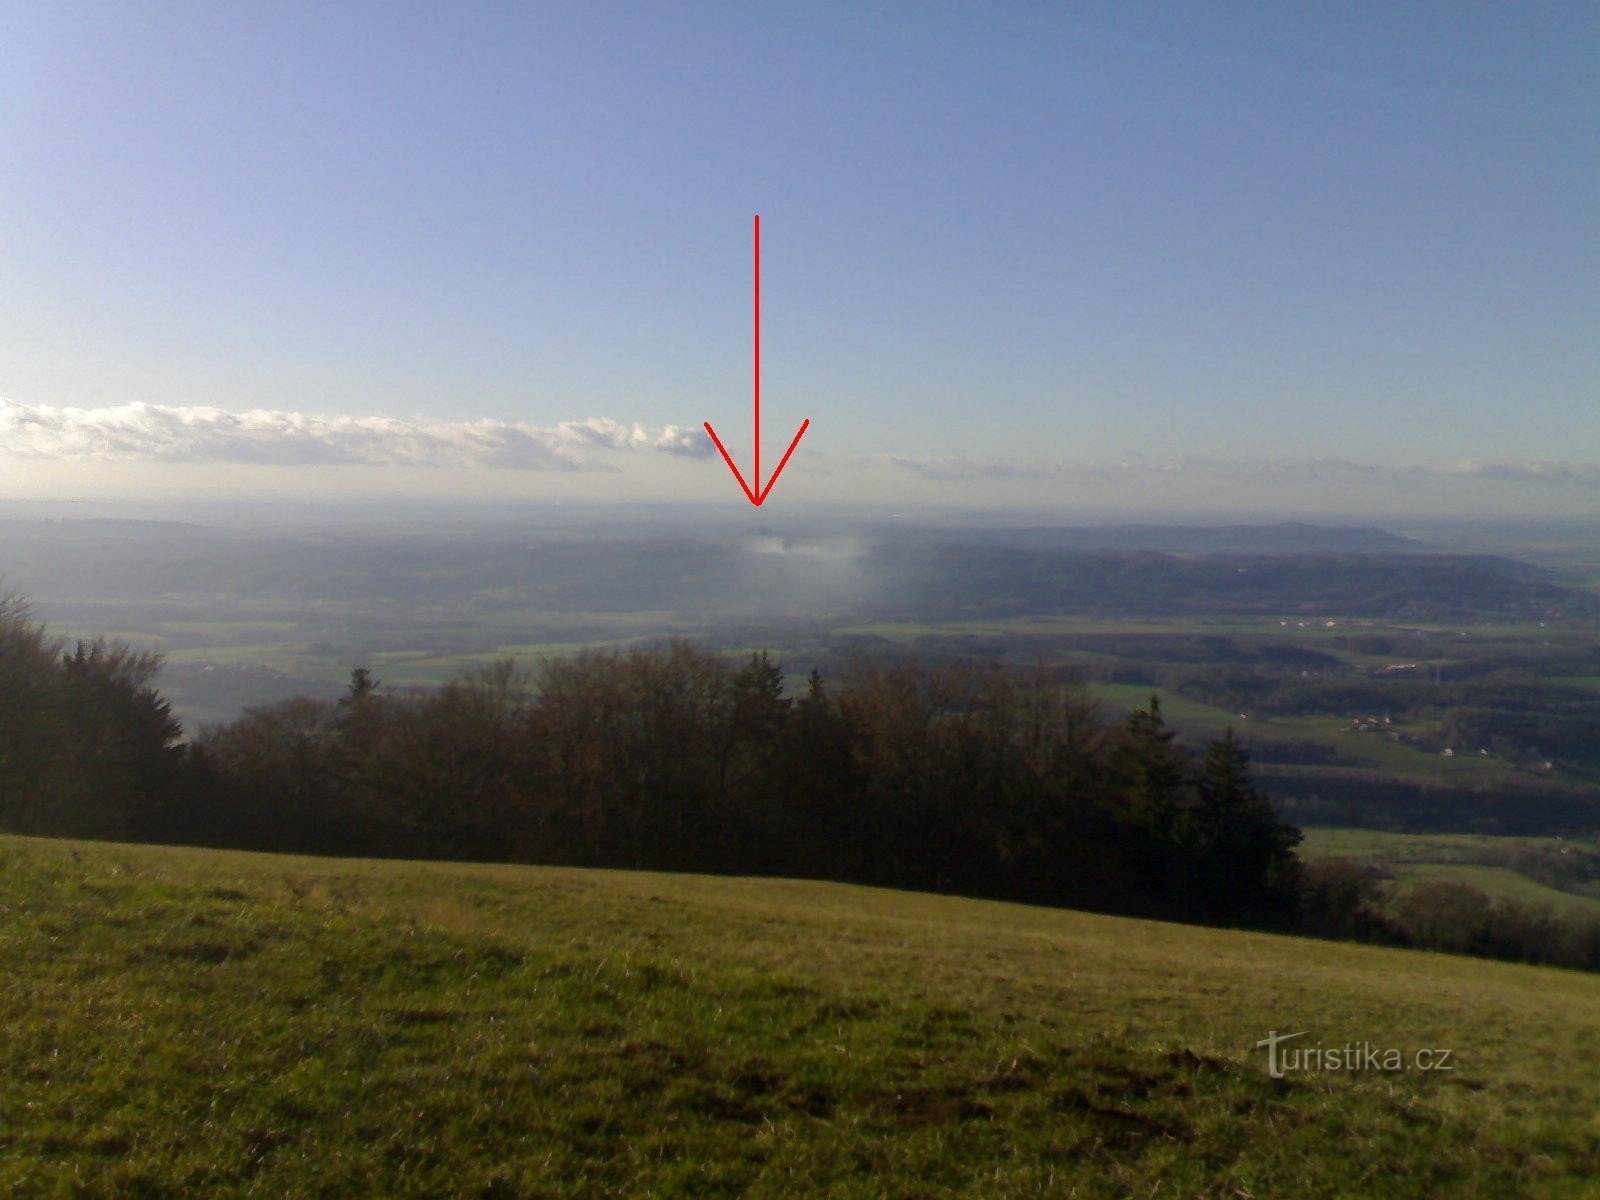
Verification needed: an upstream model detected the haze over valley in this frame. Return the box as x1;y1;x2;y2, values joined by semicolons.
3;3;1598;1194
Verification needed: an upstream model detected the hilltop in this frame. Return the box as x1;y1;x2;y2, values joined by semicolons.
867;520;1432;555
3;835;1598;1198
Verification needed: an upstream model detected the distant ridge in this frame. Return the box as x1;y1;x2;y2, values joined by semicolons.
1;520;1579;622
870;522;1430;555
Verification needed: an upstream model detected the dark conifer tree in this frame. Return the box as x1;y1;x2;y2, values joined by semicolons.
1191;730;1302;923
1108;695;1191;841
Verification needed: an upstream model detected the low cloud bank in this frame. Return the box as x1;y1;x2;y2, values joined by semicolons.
0;398;712;471
4;397;1596;500
881;452;1600;491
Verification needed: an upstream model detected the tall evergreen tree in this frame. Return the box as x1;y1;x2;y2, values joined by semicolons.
1108;695;1190;841
1191;729;1301;923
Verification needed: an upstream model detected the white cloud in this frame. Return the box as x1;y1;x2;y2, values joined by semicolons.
4;396;1597;511
878;452;1600;491
1436;459;1600;488
0;398;712;470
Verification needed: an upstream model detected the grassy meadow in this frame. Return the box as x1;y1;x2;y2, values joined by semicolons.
1300;827;1600;918
1085;682;1518;783
3;836;1600;1197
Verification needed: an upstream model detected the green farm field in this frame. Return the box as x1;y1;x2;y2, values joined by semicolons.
1300;827;1600;919
834;614;1576;646
1301;828;1599;860
159;636;659;688
3;835;1600;1198
1085;684;1518;783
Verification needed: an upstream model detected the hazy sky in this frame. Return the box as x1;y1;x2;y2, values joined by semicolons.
2;3;1596;514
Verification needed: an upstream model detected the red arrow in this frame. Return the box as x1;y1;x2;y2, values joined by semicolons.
704;214;810;506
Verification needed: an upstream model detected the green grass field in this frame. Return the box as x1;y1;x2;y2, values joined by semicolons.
3;836;1599;1197
1301;828;1598;861
1398;865;1600;917
835;614;1579;648
366;639;652;687
160;636;659;688
1085;682;1244;731
1300;827;1600;919
1087;685;1518;782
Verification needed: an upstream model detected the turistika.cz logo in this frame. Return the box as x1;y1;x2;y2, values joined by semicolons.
1254;1030;1454;1079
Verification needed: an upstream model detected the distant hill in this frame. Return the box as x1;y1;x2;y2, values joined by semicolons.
872;521;1431;555
0;518;1588;623
869;546;1592;622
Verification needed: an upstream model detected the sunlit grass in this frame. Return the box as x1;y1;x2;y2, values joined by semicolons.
2;835;1598;1197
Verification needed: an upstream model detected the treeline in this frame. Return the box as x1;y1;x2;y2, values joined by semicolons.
1302;861;1600;972
1263;768;1600;837
6;589;1600;968
1;590;1298;927
0;593;186;839
188;647;1302;927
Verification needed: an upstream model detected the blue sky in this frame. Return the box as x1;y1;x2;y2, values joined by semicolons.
1;2;1595;512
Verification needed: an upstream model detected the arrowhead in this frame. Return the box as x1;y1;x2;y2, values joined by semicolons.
704;418;810;507
705;216;809;506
